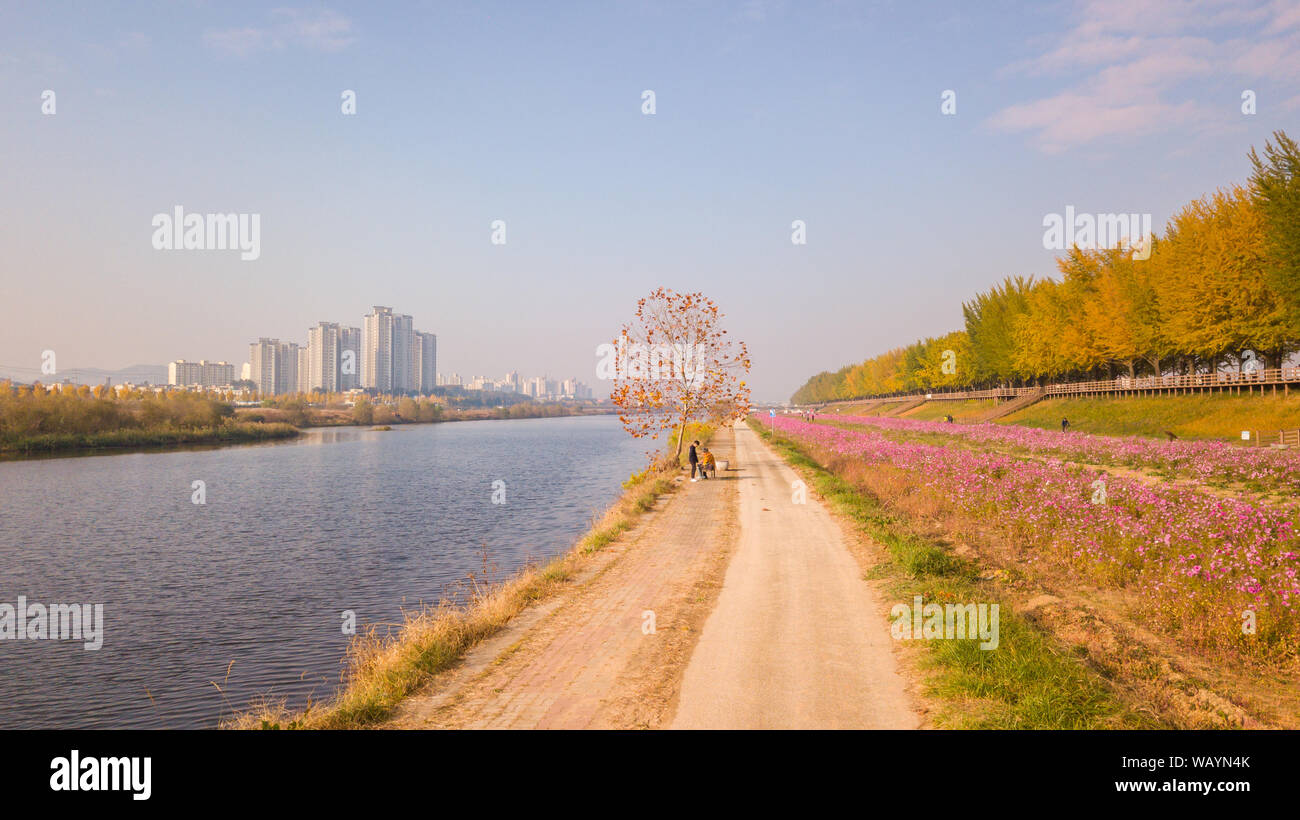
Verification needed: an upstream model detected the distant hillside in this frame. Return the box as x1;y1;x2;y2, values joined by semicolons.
0;364;169;386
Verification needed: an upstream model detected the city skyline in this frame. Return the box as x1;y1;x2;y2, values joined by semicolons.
6;298;595;399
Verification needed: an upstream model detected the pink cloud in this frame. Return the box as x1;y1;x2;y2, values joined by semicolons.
988;0;1299;152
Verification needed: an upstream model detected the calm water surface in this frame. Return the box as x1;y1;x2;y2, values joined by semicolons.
0;415;648;728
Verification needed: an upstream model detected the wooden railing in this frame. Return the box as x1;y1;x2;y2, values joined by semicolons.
820;367;1300;406
1250;429;1300;447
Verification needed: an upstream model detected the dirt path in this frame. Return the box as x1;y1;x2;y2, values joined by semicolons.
671;421;920;729
388;429;739;729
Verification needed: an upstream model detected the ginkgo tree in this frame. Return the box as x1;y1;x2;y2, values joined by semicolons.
1250;130;1300;333
791;131;1300;403
604;288;751;460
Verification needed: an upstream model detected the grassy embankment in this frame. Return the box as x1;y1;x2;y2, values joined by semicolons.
1;422;298;455
228;422;716;729
1001;393;1300;440
828;399;998;421
749;419;1163;729
900;399;999;423
835;392;1300;440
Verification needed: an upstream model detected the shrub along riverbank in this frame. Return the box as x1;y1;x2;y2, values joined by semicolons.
0;385;300;457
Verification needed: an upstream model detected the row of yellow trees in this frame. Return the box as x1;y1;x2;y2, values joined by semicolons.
793;131;1300;403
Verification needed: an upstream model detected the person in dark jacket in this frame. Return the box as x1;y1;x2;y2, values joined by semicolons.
688;440;700;481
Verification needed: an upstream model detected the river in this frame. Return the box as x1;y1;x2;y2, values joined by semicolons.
0;414;649;728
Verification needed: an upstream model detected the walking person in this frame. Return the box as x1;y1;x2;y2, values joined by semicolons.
1061;417;1070;433
689;439;700;482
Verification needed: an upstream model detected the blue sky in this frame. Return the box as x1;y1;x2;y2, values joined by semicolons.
2;0;1298;400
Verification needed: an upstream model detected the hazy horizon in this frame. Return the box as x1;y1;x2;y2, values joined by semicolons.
3;0;1298;400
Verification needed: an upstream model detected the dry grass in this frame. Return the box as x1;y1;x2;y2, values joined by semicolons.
225;425;713;730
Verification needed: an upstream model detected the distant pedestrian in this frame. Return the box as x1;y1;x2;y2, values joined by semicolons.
946;414;954;423
689;440;700;482
1061;418;1070;432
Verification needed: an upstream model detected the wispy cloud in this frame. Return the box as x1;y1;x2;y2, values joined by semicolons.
203;8;354;57
988;0;1300;153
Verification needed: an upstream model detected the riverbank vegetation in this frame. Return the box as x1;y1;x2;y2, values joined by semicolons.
0;382;298;455
228;421;716;729
246;394;588;428
794;131;1300;402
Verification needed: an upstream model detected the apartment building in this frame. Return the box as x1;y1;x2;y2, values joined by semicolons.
247;338;300;395
362;306;394;392
167;359;236;388
414;331;437;394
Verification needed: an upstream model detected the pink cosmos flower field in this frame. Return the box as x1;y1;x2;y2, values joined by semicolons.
760;414;1300;661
